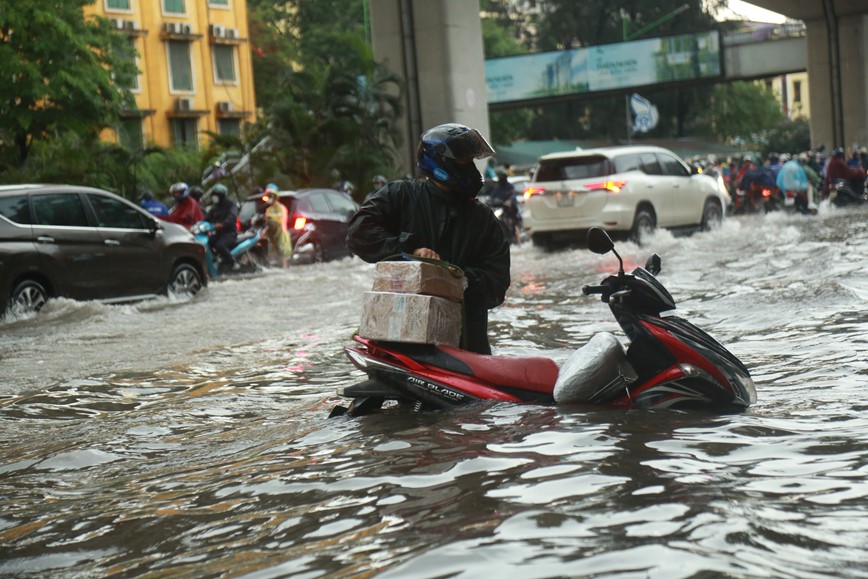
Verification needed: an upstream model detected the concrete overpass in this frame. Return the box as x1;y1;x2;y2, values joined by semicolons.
370;1;866;173
745;0;868;151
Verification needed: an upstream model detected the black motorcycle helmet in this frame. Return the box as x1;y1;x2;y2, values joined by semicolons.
211;183;228;202
417;123;495;197
188;185;204;201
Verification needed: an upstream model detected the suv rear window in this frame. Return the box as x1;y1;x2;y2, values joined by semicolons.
536;155;611;181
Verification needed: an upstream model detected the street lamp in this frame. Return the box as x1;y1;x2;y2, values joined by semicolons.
621;3;690;143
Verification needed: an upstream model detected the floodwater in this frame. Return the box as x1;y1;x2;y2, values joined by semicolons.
1;205;867;578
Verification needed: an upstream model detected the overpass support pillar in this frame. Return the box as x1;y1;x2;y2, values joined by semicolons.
369;0;491;176
806;13;868;149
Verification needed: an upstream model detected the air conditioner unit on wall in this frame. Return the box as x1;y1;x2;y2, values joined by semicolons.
123;20;137;31
176;97;193;112
180;23;193;35
109;18;125;30
226;28;239;40
217;101;233;113
210;24;225;38
163;22;179;34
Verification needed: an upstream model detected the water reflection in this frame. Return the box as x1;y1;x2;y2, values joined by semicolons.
1;208;868;576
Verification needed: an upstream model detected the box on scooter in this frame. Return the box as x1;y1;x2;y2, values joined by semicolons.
371;261;465;302
359;291;463;347
360;261;465;346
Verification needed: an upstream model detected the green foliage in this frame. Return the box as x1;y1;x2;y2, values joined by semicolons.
0;0;137;169
761;118;812;158
708;81;786;145
481;7;535;146
245;0;404;200
0;132;201;203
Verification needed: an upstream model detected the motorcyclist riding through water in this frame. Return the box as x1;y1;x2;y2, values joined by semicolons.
205;184;239;272
162;182;205;230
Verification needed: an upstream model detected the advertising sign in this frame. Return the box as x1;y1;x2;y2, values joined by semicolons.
485;30;722;105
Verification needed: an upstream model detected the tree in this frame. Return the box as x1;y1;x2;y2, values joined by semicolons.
245;0;404;199
481;3;535;146
708;81;785;145
0;0;137;169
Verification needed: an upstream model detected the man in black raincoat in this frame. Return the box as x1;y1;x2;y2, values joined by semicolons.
346;123;510;355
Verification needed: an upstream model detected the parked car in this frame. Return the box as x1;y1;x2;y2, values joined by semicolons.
237;188;359;264
0;184;208;316
524;146;727;248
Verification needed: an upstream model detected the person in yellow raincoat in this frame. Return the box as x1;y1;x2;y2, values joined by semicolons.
261;184;292;267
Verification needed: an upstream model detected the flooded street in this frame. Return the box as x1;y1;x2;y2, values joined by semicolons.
1;206;867;577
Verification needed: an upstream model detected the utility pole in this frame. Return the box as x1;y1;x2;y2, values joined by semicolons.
621;4;690;144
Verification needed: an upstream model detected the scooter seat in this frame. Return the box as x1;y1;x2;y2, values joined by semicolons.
436;345;559;394
356;337;559;395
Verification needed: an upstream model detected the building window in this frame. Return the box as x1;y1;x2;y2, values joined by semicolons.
213;45;237;83
167;41;193;92
118;37;140;92
172;118;199;149
209;0;229;6
163;0;185;14
118;119;144;151
217;119;240;137
793;80;802;103
107;0;131;10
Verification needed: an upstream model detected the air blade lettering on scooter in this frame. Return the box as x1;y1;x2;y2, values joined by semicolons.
407;376;466;402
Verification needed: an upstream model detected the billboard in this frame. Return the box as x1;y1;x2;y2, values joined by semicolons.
485;30;722;105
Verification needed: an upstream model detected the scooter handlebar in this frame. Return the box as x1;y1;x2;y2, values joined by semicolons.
582;284;607;295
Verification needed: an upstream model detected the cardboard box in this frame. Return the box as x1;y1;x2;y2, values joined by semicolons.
359;291;462;346
372;261;465;302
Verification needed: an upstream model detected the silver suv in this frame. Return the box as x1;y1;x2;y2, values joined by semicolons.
525;145;728;248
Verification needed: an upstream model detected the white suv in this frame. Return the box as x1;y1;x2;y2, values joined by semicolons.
524;145;728;248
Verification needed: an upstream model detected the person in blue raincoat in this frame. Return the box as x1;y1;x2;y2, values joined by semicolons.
139;190;169;217
776;155;811;214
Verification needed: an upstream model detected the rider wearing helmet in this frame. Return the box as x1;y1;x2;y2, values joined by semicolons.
365;175;388;202
139;190;169;217
162;182;204;229
205;183;239;271
824;147;866;199
346;123;510;355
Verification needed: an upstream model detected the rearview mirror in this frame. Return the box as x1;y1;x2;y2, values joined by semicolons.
587;227;614;255
148;218;161;237
645;254;661;275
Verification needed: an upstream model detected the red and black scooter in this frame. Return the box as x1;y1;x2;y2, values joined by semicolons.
330;228;756;417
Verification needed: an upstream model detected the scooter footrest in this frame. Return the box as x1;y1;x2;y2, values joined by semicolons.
340;378;399;399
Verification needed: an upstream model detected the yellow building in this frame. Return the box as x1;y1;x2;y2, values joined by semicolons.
764;72;810;120
84;0;257;150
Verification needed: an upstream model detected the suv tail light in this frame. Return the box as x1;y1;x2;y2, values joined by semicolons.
291;213;308;230
524;186;546;199
585;180;626;193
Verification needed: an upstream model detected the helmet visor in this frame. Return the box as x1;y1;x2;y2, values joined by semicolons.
440;129;495;161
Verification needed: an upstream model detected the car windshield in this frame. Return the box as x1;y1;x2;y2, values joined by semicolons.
535;155;611;181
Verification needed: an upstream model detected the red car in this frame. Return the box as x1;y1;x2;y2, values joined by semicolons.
237;188;359;264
